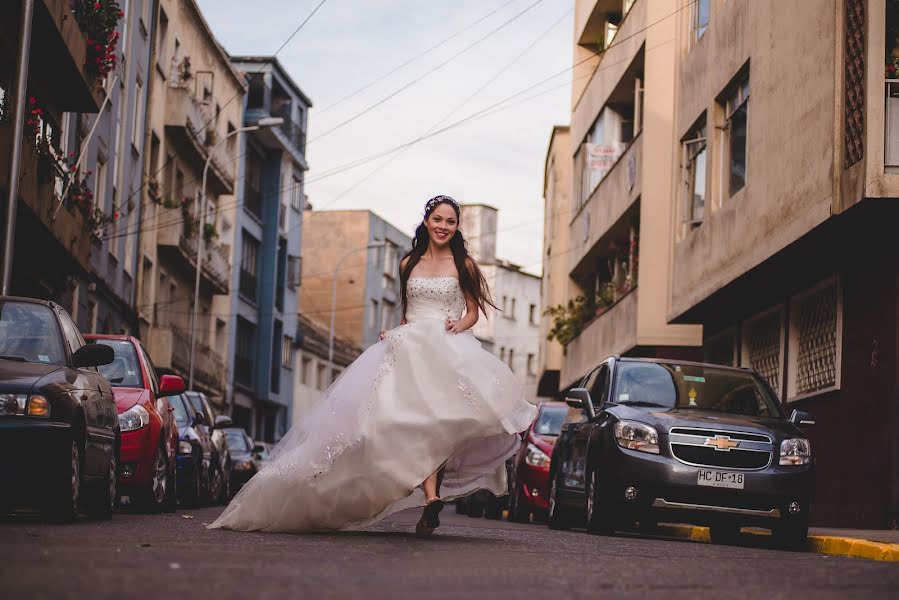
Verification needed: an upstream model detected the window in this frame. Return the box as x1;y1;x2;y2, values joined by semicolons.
381;300;396;331
288;255;302;289
787;279;841;400
383;241;398;278
316;363;327;390
741;307;784;394
500;347;506;362
509;298;516;320
527;353;535;376
94;157;107;211
291;175;303;211
278;202;287;230
282;335;293;368
240;232;260;301
508;348;515;371
529;303;537;325
502;295;508;313
301;356;312;385
132;77;144;148
370;300;379;329
141;0;151;28
271;320;283;394
693;0;710;43
244;149;264;220
156;8;169;72
682;118;707;226
120;0;130;49
722;75;749;197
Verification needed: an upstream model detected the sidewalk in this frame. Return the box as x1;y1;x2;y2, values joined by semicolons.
656;524;899;562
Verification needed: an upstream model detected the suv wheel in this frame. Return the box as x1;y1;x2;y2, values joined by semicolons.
585;469;616;535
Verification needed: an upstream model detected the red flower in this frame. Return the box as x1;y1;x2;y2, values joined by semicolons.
117;11;124;18
113;212;119;220
28;97;35;104
94;2;101;9
95;45;103;52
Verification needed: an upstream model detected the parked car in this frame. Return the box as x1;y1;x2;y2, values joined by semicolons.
0;296;117;521
548;357;815;548
168;393;215;507
183;391;231;504
221;425;257;495
454;457;514;520
85;335;183;512
508;401;568;523
252;440;274;469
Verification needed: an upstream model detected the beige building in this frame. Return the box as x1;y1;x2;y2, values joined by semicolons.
299;209;411;351
665;0;899;528
137;0;246;409
542;0;702;396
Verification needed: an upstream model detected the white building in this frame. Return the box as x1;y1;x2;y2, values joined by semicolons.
462;204;542;403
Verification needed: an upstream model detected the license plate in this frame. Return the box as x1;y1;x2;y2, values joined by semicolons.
697;469;745;489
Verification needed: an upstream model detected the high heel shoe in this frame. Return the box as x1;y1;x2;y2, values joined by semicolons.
415;498;445;537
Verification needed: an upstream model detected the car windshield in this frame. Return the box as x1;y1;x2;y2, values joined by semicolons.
94;340;143;387
170;395;192;428
0;301;65;365
534;405;567;436
225;430;250;452
614;361;784;418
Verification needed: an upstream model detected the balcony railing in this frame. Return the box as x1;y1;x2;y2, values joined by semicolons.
273;107;307;152
169;324;227;392
178;232;231;294
886;80;899;168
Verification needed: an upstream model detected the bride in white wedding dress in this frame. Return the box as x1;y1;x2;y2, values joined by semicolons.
209;195;536;535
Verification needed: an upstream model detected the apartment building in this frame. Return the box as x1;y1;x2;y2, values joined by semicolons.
137;0;246;411
666;0;899;528
1;1;104;307
226;56;311;441
548;0;702;393
462;204;542;403
299;209;411;352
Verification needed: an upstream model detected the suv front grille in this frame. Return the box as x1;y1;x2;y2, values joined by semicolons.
668;427;773;470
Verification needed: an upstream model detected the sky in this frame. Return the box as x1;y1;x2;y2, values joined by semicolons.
196;0;574;274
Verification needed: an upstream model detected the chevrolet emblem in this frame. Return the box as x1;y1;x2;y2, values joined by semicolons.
705;435;740;451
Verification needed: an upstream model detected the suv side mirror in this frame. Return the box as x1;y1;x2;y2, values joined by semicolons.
790;409;815;427
159;375;185;397
565;388;595;420
73;344;114;368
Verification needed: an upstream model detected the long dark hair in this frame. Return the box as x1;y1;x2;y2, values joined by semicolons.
400;196;497;318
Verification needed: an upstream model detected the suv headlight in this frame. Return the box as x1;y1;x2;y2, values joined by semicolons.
118;404;150;432
0;393;50;417
780;438;811;465
525;443;550;467
614;420;660;454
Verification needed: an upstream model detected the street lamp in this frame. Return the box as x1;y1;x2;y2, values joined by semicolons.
327;240;386;386
187;117;284;392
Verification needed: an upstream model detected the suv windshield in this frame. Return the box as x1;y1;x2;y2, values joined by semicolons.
534;404;567;436
0;301;65;365
614;361;784;418
225;430;250;452
94;339;142;387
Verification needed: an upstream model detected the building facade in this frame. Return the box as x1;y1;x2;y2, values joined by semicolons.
292;313;361;425
551;0;702;394
1;1;104;312
299;209;411;352
463;204;542;403
227;56;311;442
666;0;899;528
137;0;246;412
61;0;156;336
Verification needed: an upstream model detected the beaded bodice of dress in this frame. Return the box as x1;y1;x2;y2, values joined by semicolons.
405;276;466;322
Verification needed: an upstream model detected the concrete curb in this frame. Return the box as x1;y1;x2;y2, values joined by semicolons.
656;524;899;562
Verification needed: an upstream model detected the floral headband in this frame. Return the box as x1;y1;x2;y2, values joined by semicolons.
424;195;459;215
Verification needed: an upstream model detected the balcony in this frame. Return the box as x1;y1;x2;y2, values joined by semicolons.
147;324;227;394
245;79;308;166
0;123;92;272
570;132;642;273
561;287;638;387
164;85;235;194
0;0;103;113
156;208;231;294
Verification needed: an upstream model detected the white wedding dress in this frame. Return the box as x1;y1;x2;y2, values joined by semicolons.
208;275;537;532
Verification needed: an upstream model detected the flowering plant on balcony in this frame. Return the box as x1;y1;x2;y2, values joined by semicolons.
72;1;125;81
203;223;219;243
888;56;899;80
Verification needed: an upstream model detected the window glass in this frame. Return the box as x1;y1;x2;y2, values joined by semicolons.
94;339;143;387
138;342;160;394
225;430;251;452
534;404;568;436
0;302;66;365
170;394;191;427
694;0;710;41
58;311;85;357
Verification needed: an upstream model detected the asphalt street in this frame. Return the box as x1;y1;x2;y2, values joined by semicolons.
2;506;898;600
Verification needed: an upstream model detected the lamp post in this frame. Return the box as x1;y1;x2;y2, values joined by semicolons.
327;241;386;386
188;117;283;391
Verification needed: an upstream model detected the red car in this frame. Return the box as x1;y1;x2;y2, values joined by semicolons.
84;335;184;512
508;402;569;523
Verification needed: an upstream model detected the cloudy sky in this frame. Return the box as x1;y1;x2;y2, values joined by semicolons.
196;0;574;273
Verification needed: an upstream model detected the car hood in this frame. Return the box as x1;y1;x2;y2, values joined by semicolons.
0;359;65;394
528;433;557;455
610;405;803;439
111;387;148;413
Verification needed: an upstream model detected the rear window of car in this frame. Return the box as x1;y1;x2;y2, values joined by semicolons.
0;301;65;365
534;405;567;436
93;339;143;387
614;361;784;418
225;430;250;452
